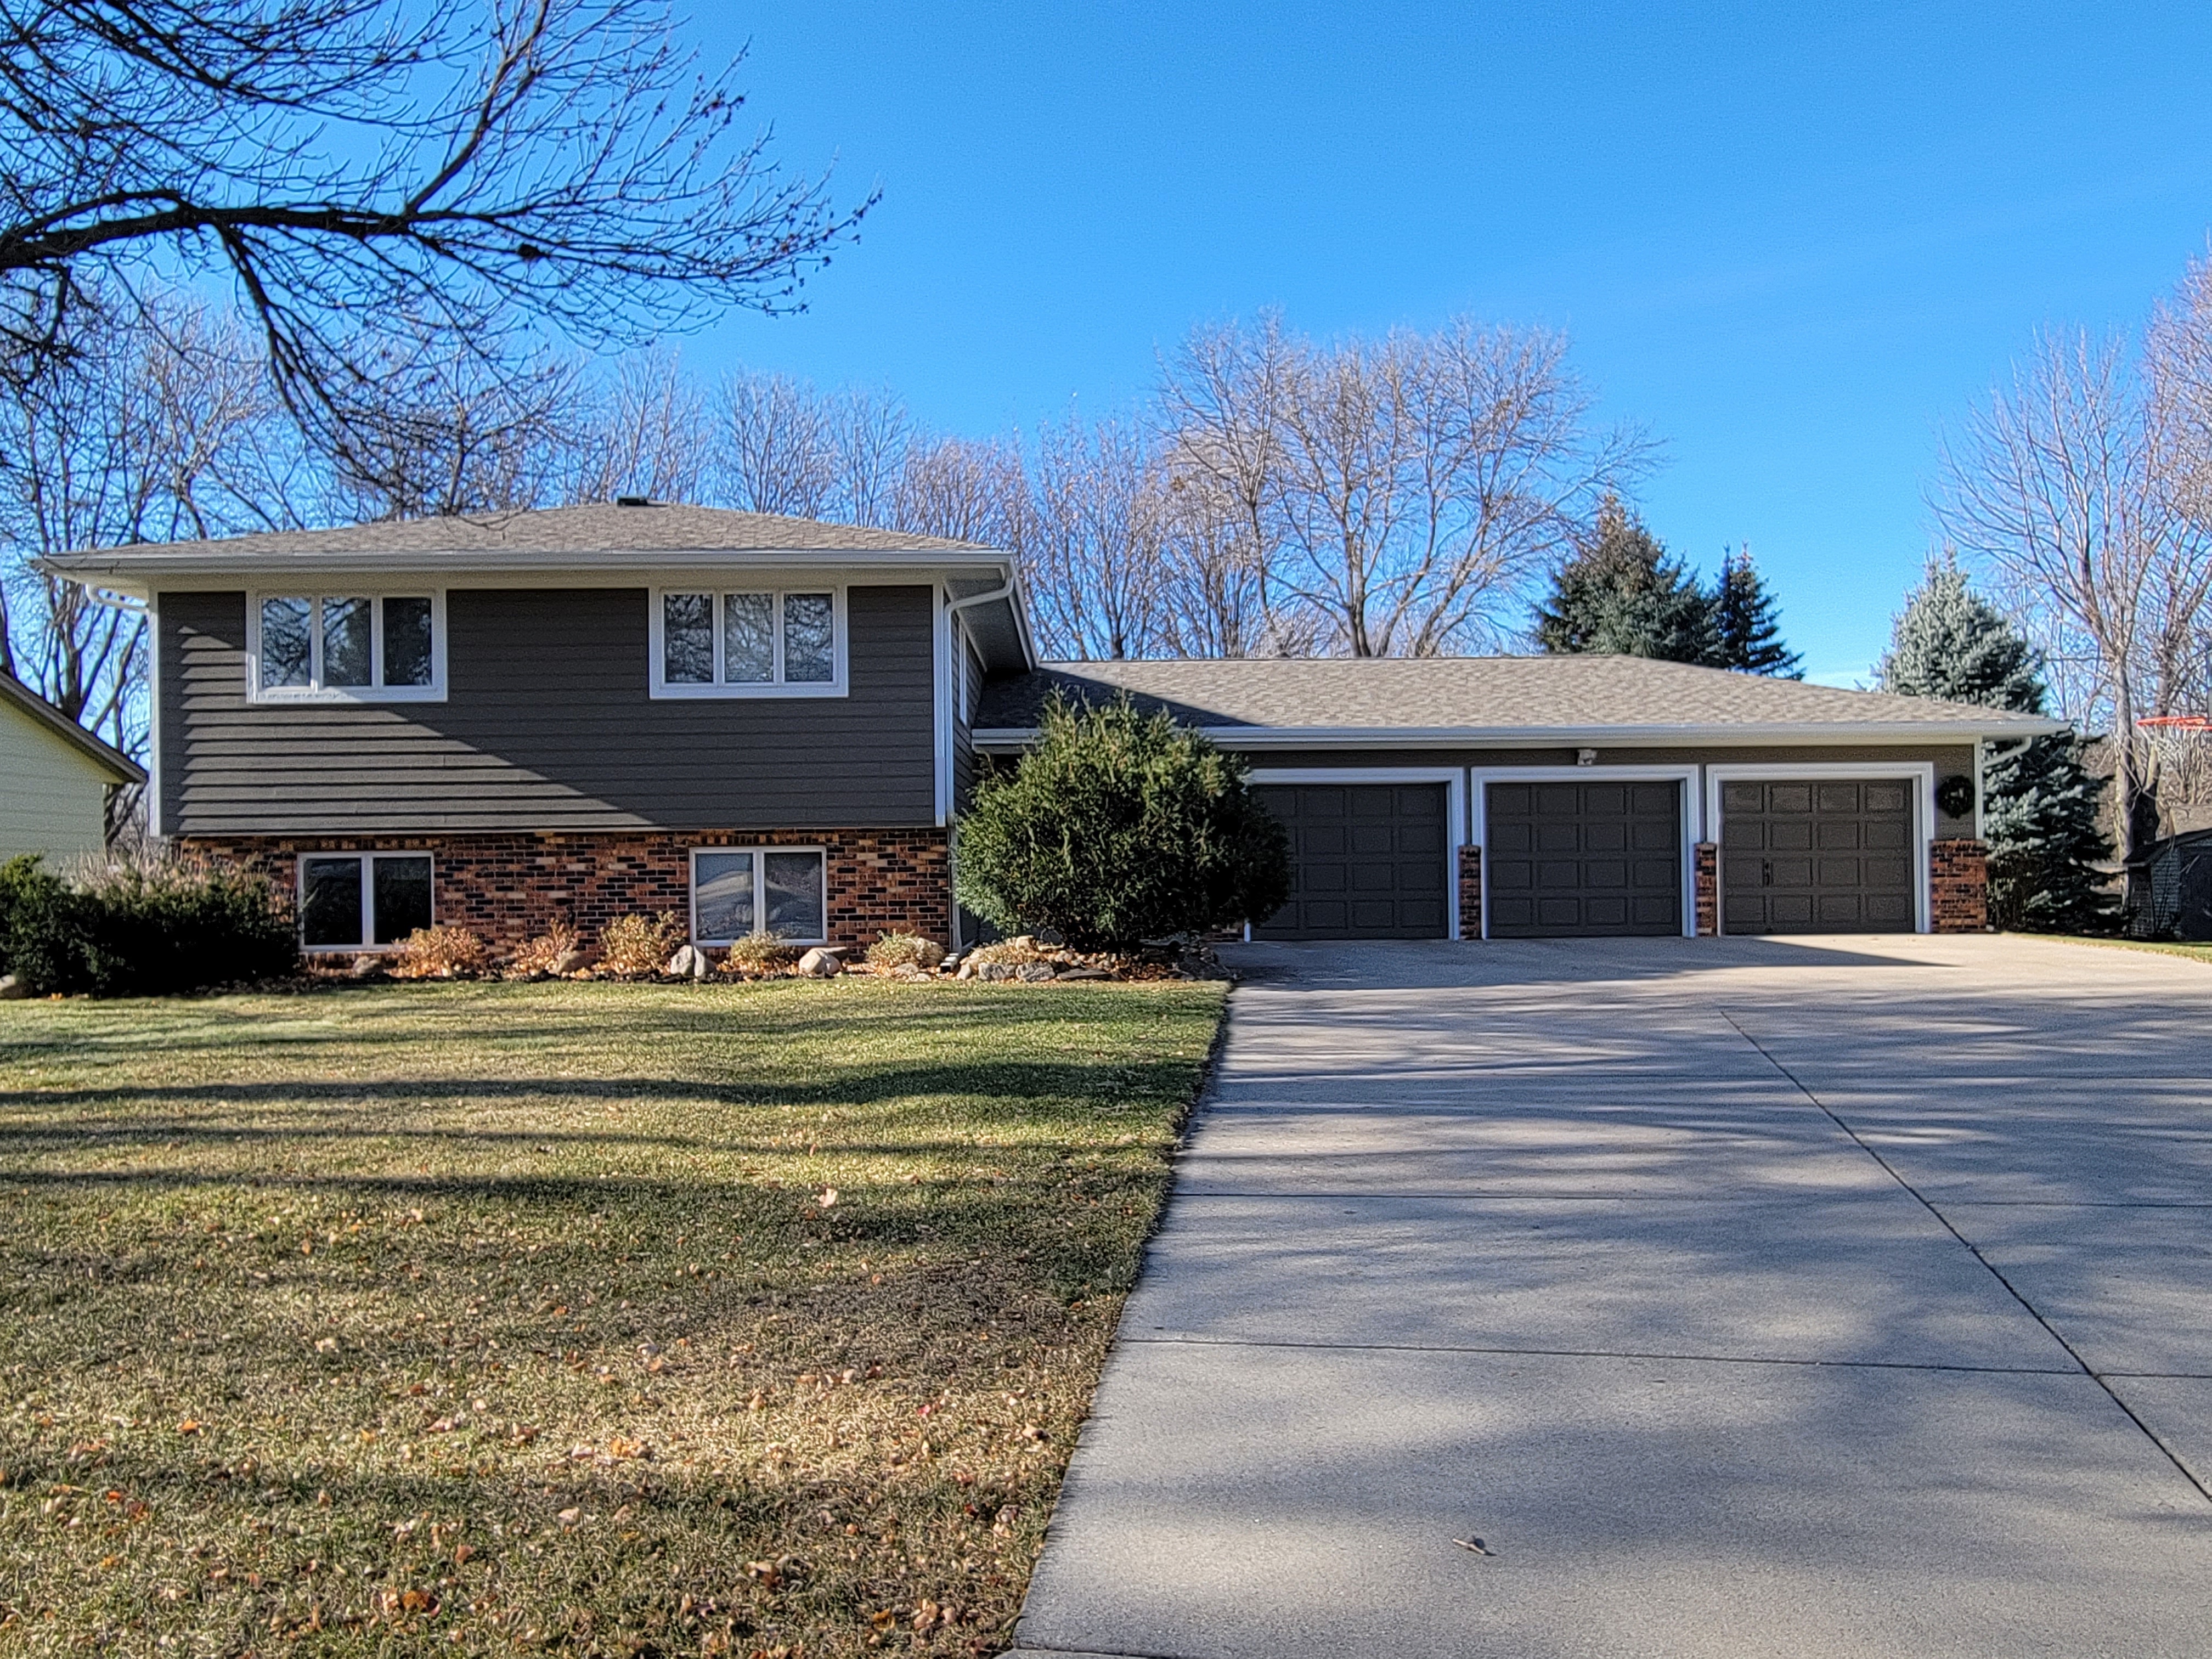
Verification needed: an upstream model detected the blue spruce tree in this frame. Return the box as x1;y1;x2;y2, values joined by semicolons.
1877;555;2113;930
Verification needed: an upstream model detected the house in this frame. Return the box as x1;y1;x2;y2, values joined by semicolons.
0;670;145;861
42;501;2058;952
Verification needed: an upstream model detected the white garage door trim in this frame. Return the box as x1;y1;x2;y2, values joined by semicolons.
1471;765;1701;940
1247;768;1467;941
1704;761;1936;935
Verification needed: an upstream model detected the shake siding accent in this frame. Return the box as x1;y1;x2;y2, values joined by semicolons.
160;585;936;834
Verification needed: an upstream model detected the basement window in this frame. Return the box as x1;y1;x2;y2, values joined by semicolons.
299;854;434;950
690;848;827;945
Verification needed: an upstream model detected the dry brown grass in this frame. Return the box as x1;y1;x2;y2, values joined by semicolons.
0;976;1223;1656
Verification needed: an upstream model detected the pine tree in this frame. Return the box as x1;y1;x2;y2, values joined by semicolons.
1877;554;2113;931
1707;547;1802;678
1534;498;1715;664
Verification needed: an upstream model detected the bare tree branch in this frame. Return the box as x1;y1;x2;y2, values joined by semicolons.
0;0;873;450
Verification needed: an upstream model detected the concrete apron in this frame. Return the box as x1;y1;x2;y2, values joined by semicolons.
1010;934;2212;1659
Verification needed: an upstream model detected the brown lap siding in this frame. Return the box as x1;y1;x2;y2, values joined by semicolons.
180;828;951;951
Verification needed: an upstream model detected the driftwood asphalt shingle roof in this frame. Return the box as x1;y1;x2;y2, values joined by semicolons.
40;501;990;573
975;656;2058;741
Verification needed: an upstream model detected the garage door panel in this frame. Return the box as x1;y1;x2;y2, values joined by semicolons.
1253;782;1451;940
1486;778;1682;938
1722;778;1915;935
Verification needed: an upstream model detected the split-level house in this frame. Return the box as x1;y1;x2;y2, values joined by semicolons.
43;500;2058;955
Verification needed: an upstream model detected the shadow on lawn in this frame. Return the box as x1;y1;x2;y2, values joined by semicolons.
0;1054;1198;1121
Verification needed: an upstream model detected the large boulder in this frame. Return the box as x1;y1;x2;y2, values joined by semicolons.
797;947;844;978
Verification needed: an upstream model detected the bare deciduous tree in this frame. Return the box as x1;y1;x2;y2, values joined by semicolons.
0;0;870;449
560;348;711;507
1019;414;1167;661
324;331;582;521
893;435;1024;546
0;291;297;764
1936;323;2212;881
1157;312;1647;656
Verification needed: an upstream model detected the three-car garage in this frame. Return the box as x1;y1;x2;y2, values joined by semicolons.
975;654;2050;947
1245;767;1937;941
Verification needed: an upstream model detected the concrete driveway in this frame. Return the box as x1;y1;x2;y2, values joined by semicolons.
1012;935;2212;1659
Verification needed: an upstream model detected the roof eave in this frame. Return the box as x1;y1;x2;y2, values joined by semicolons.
37;544;1017;594
970;719;2064;752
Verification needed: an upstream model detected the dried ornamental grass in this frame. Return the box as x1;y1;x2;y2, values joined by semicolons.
506;920;581;975
599;911;686;977
866;931;946;970
388;924;491;979
721;928;800;975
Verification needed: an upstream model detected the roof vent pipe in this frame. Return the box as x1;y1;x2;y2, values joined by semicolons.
614;495;651;507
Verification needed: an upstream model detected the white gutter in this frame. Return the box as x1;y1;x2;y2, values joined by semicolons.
36;545;1018;589
970;719;2064;751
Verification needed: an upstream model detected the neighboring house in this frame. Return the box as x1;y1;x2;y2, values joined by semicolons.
0;670;144;862
42;501;2057;953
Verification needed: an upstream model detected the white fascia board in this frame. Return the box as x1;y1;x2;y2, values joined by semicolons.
970;718;2063;752
37;546;1018;594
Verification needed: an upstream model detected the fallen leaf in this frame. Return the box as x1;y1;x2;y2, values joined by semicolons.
176;1420;203;1436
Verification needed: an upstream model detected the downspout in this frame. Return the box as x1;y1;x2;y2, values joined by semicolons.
939;578;1018;950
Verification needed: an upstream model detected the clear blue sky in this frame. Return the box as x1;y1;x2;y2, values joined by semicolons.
683;3;2212;684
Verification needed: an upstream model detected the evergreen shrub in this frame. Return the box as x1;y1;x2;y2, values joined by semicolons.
955;694;1290;950
0;854;295;996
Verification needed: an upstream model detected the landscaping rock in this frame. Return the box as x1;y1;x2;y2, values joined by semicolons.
665;945;701;979
797;947;844;978
0;973;24;1000
907;936;948;969
1014;961;1057;983
955;958;978;980
1055;966;1112;981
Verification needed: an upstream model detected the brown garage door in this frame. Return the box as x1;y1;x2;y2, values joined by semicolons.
1485;780;1683;936
1720;778;1915;933
1251;783;1449;940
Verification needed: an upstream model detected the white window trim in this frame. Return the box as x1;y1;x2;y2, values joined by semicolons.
1470;765;1702;941
295;851;435;953
1703;762;1936;935
688;845;830;946
247;591;448;704
650;586;849;699
1244;767;1468;941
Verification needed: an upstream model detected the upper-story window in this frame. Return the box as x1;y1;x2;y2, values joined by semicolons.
650;588;847;698
249;593;445;702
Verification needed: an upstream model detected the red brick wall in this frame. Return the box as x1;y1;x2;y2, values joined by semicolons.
177;828;952;952
1457;844;1482;940
1930;837;1989;933
1694;842;1718;937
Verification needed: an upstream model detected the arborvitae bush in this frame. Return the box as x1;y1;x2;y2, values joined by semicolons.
0;854;295;995
955;694;1291;950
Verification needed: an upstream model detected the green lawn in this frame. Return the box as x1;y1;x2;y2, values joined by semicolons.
0;977;1226;1656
